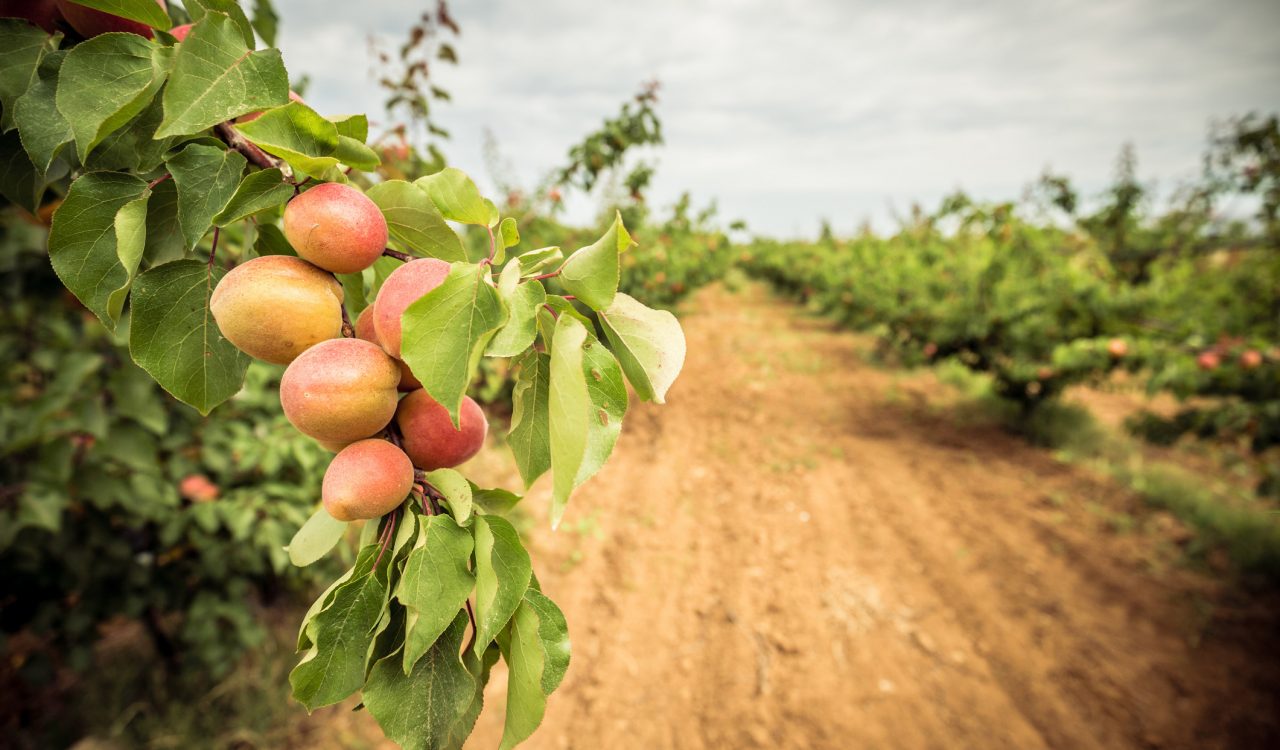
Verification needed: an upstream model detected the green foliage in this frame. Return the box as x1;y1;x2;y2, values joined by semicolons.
1;5;686;749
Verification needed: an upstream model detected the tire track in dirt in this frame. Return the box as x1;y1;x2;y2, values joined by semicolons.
457;284;1280;750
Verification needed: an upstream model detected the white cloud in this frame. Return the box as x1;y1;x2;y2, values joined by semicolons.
273;0;1280;236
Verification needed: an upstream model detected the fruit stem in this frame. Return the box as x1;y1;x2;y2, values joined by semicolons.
529;270;560;282
147;173;171;189
382;248;414;262
340;305;354;338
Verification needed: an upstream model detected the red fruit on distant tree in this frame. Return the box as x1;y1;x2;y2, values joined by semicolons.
1197;352;1221;371
1240;350;1263;370
1107;338;1128;358
180;474;220;502
923;342;938;358
56;0;165;38
1036;366;1054;380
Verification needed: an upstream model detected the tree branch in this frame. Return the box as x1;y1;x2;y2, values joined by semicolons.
213;121;289;176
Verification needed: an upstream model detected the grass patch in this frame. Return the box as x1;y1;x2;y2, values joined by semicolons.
930;362;1280;583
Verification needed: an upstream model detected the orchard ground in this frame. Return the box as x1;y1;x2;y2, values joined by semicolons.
287;282;1280;750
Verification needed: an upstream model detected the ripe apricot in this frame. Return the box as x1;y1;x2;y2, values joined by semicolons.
322;439;414;521
354;306;422;391
395;389;487;470
283;183;388;274
280;338;400;443
211;255;343;365
372;258;450;357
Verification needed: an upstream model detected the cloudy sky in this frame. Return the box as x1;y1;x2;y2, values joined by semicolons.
274;0;1280;237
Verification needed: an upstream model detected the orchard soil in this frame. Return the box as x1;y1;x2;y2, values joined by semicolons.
334;283;1280;750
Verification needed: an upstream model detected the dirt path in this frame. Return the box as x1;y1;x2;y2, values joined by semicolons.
351;284;1280;749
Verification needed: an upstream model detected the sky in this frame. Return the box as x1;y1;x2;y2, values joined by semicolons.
273;0;1280;237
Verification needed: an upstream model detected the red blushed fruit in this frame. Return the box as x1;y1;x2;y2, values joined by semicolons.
1;0;61;33
1197;352;1221;371
283;183;389;275
180;474;220;502
1107;338;1128;358
322;439;415;521
396;390;488;471
170;22;192;40
280;338;401;444
56;0;165;38
354;306;423;391
1240;350;1263;370
372;258;451;358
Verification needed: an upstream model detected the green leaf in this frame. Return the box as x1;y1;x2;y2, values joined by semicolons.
487;263;545;357
516;246;562;276
499;599;546;750
472;515;531;650
62;0;171;28
400;262;508;427
524;589;570;695
253;222;294;257
548;314;590;528
329;113;367;141
234;101;340;178
142;175;184;265
105;190;151;324
0;19;55;133
415;167;496;227
56;33;166;162
365;180;465;261
599;292;687;404
334;135;380;171
15;49;72;173
185;0;255;48
557;211;632;311
128;259;251;414
157;12;288;138
48;171;149;327
470;483;523;515
424;468;473;526
212;167;291;226
0;129;40;212
508;350;551;488
250;0;279;47
397;516;474;673
577;335;627;486
82;91;174;173
167;142;246;251
364;612;476;750
500;216;519;252
290;544;388;711
455;644;500;748
287;506;347;567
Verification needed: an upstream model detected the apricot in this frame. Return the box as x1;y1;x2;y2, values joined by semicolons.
282;183;388;274
395;389;487;470
1240;350;1263;370
1107;338;1128;358
1;0;61;33
1197;352;1221;371
281;338;400;443
355;306;423;391
170;22;192;40
211;255;344;365
322;439;414;521
56;0;164;38
372;258;450;358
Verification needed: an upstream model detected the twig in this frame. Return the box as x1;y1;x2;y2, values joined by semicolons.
529;270;561;282
464;599;478;654
212;121;289;176
147;173;171;189
208;227;221;269
382;247;414;262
